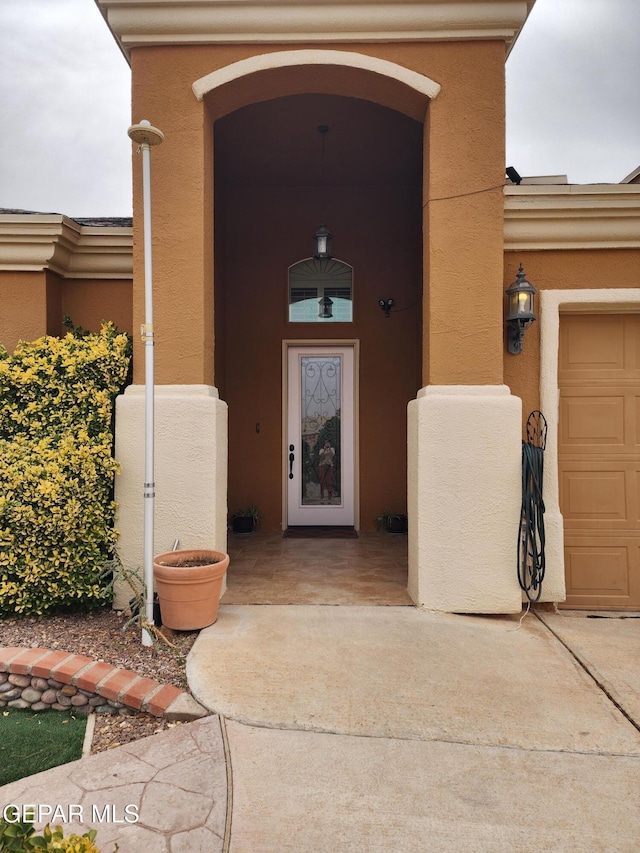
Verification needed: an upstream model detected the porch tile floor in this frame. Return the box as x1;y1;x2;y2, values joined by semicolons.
221;532;411;605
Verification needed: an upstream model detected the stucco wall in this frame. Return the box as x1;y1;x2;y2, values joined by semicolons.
408;385;522;612
130;39;507;388
216;95;422;531
423;41;506;386
0;270;132;352
126;37;509;537
503;248;640;426
114;385;228;610
58;278;133;338
0;271;49;351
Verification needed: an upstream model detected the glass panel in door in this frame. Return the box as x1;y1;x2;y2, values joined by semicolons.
287;346;354;526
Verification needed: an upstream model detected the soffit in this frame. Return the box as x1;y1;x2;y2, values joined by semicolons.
504;185;640;250
94;0;535;56
215;94;423;188
0;215;133;279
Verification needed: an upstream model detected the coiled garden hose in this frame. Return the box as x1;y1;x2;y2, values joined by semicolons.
518;412;547;602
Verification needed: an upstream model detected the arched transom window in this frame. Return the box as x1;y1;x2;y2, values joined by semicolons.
288;258;353;323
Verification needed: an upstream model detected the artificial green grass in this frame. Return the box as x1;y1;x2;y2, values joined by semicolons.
0;709;87;786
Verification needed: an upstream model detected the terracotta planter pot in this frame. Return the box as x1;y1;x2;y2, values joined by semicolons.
153;548;229;631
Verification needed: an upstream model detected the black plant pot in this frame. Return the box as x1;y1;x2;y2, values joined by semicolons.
129;592;162;626
232;516;255;534
386;515;408;535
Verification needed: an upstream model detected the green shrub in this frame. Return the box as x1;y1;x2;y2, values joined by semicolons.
0;323;131;617
0;811;117;851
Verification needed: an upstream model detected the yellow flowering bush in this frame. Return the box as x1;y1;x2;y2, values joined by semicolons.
0;812;118;851
0;323;131;617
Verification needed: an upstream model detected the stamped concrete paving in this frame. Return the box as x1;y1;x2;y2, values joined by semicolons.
188;605;640;754
0;715;227;852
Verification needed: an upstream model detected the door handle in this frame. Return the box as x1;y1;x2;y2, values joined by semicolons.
289;445;294;479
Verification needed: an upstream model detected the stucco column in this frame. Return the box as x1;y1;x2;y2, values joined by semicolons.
422;43;505;386
409;44;522;612
117;60;225;591
408;386;522;612
114;385;228;609
130;51;215;387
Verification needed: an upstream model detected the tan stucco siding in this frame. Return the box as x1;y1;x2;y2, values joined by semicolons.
131;40;507;387
0;269;132;353
0;271;49;352
131;47;215;385
424;40;506;385
503;248;640;427
59;278;133;338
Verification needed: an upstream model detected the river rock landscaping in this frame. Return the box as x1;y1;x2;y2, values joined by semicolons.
0;672;134;716
0;607;201;753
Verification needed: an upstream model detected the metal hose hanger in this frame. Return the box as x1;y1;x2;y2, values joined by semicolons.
518;411;547;602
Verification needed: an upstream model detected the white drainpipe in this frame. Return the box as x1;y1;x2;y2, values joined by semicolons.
127;119;164;646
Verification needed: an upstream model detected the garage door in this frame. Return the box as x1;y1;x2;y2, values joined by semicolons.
559;313;640;610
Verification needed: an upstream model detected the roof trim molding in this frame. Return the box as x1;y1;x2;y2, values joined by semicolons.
193;49;441;101
504;185;640;250
0;215;133;279
96;0;533;53
621;165;640;184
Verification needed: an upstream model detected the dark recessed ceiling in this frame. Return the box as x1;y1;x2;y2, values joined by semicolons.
215;93;422;188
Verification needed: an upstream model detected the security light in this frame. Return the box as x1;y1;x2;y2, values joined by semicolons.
506;166;522;185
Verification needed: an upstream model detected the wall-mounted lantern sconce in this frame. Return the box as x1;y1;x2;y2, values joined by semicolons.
313;225;332;260
378;298;394;318
319;295;334;319
505;264;537;354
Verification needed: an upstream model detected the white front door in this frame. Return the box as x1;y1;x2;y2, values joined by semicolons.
286;345;355;526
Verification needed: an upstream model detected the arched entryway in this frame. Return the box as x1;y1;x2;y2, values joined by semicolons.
117;33;523;612
213;93;423;534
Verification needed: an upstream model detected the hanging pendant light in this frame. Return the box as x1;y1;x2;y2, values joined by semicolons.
313;224;333;260
313;125;333;260
318;294;334;318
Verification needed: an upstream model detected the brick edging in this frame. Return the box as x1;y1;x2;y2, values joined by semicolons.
0;647;197;718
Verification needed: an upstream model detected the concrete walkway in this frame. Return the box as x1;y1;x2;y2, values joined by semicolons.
1;606;639;851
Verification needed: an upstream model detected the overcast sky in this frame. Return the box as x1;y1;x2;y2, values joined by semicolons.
0;0;638;218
